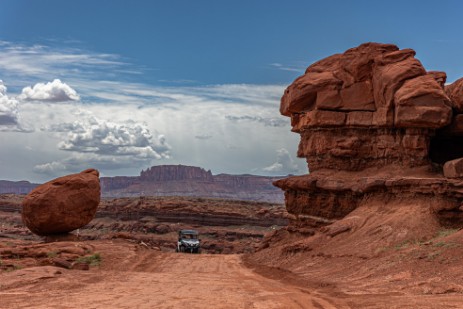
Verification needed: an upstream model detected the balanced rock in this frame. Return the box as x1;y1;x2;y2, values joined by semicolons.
280;42;457;172
22;169;100;235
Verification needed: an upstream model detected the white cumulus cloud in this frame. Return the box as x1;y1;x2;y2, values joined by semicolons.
20;79;80;102
54;115;171;159
0;80;18;126
0;80;32;132
263;148;300;175
34;112;172;175
33;161;67;175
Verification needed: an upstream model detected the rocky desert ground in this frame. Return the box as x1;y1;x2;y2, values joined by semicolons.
0;239;343;309
2;196;463;309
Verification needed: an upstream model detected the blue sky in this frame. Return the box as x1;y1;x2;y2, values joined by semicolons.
1;1;463;182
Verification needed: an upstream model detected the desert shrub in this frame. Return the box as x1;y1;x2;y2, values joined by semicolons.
75;253;101;266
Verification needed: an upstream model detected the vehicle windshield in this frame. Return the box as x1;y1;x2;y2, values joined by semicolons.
181;234;198;239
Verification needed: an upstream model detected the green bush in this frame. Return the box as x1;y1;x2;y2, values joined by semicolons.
75;253;102;266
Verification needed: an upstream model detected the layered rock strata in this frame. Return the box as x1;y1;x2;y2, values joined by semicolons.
275;42;463;229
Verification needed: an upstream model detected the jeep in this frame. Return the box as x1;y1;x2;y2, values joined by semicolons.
176;229;201;253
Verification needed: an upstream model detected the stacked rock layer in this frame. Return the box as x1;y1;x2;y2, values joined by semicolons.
275;42;463;229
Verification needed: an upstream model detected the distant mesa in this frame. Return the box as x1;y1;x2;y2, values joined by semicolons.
100;164;285;203
21;169;101;236
140;165;214;182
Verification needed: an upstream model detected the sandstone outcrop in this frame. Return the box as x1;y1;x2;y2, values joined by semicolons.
275;42;463;230
244;44;463;303
22;169;100;235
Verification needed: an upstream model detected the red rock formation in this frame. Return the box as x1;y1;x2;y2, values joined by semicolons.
22;169;100;235
275;42;463;229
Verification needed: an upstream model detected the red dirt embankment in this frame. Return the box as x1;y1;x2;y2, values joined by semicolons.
247;196;463;308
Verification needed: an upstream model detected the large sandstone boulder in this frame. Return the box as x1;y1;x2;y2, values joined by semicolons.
394;74;452;128
371;51;426;126
22;169;100;235
281;42;456;131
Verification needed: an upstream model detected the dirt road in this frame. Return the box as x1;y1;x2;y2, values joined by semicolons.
0;241;345;309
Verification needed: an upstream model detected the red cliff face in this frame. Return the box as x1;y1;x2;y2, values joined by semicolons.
275;42;463;229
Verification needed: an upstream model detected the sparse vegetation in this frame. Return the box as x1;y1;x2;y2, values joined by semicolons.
426;251;441;261
384;234;460;253
75;253;102;266
47;251;58;258
432;241;459;248
433;241;447;247
394;241;410;250
436;228;459;239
